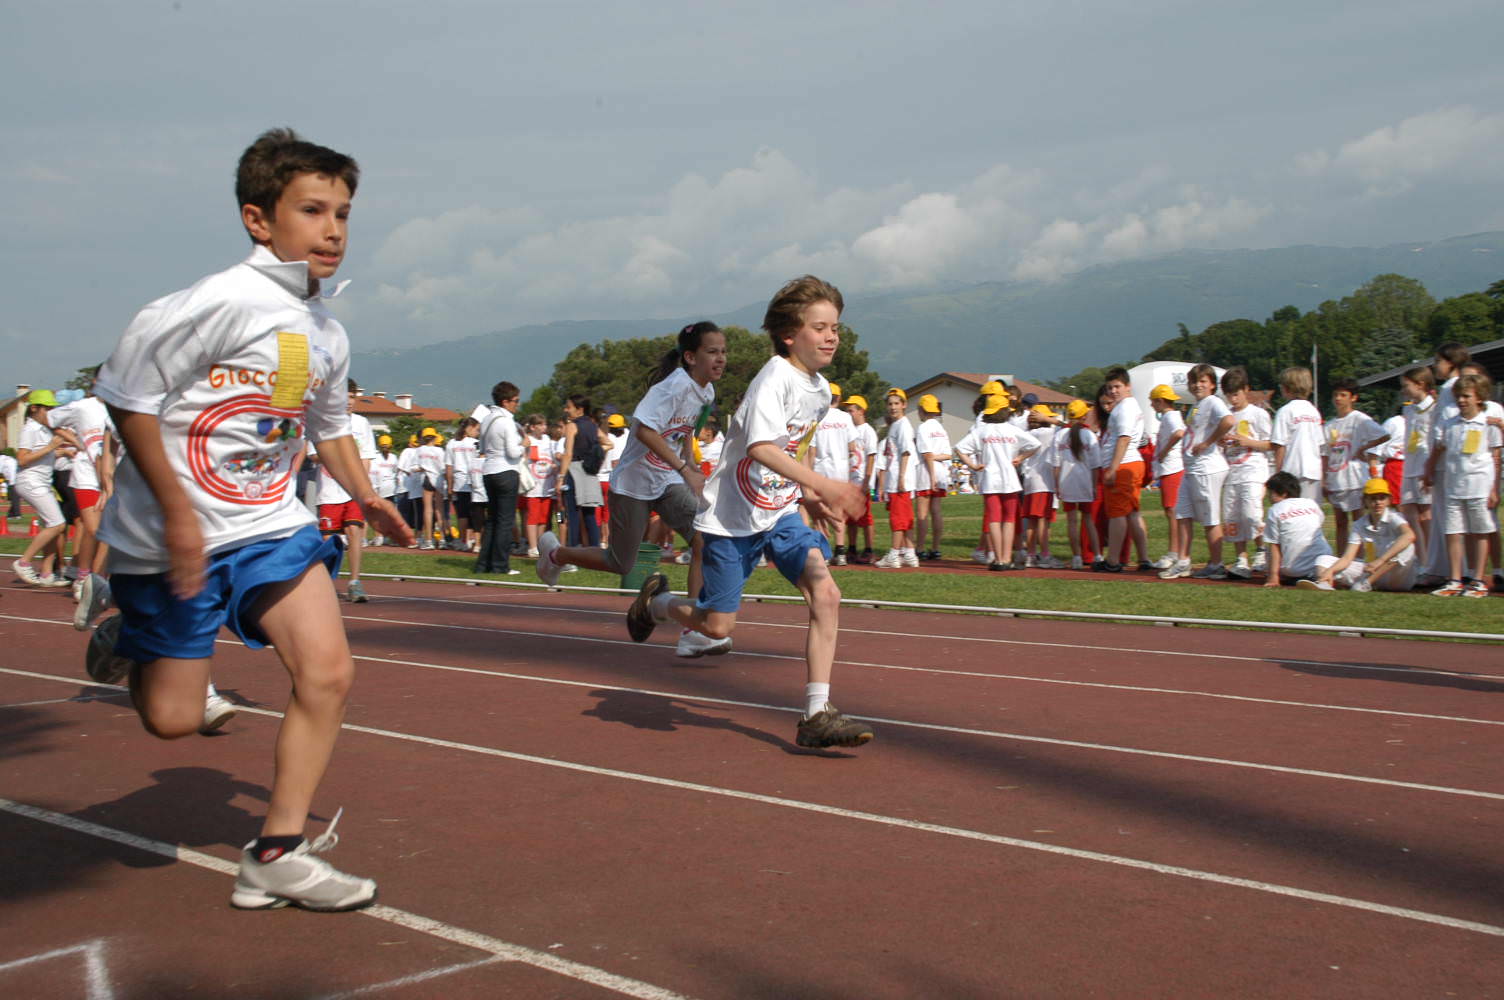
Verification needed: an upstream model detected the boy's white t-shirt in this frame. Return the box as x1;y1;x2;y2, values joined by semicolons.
1348;508;1414;565
317;411;379;505
1271;399;1324;479
1019;424;1056;494
1051;426;1100;503
370;451;399;497
416;444;446;489
915;416;952;492
397;447;424;499
612;367;714;500
445;435;476;493
49;396;115;492
1104;395;1147;461
811;404;854;483
881;416;917;496
1183;394;1232;476
1323;409;1386;492
1379;415;1406;461
850;421;877;487
1436;413;1502;499
694;355;829;538
15;418;57;488
973;420;1041;495
1153;408;1186;477
93;247;352;573
1224;405;1272;486
1401;396;1437;481
1264;496;1332;578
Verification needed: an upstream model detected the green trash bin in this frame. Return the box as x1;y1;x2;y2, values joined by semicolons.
620;541;664;592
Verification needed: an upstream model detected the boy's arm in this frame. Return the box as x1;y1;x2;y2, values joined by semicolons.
1262;542;1282;588
633;422;705;497
747;441;863;521
1106;434;1131;478
1422;439;1444;487
108;406;206;598
1195;415;1237;455
314;436;414;545
1321;540;1361;581
1371;522;1416;574
1154;428;1185;463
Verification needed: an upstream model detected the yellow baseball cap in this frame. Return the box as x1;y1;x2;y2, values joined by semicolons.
979;380;1004;396
981;393;1010;415
377;434;393;447
1030;404;1054;417
828;382;842;399
1362;477;1392;496
421;426;438;438
607;413;627;428
1066;399;1090;420
1149;384;1181;402
918;393;940;412
26;389;58;407
845;395;868;411
886;387;907;402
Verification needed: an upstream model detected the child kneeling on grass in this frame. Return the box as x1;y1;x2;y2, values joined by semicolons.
625;275;873;749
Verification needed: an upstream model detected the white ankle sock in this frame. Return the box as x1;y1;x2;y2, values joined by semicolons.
649;591;675;622
804;683;831;718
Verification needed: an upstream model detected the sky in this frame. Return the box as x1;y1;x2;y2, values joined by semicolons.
5;0;1503;392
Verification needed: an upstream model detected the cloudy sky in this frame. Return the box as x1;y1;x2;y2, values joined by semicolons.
6;0;1502;389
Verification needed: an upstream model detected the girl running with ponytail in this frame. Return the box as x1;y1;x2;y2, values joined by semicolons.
535;322;731;657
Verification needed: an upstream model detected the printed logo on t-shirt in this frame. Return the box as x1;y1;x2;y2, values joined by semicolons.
645;422;694;470
188;395;303;504
734;419;810;510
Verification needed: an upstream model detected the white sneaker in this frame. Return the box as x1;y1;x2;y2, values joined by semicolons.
1350;577;1372;593
971;548;991;565
675;629;733;658
73;575;113;631
231;810;376;912
1023;553;1037;568
1191;563;1228;580
526;547;540;558
674;550;692;565
831;551;848;566
1295;579;1334;591
1150;553;1176;570
1158;559;1192;580
874;550;904;569
535;532;563;587
1251;549;1267;572
561;563;578;573
1227;556;1252;580
1070;555;1084;570
901;550;920;567
37;573;71;588
201;693;237;733
14;561;42;585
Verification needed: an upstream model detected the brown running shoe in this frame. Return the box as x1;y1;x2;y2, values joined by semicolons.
626;573;670;642
796;703;875;748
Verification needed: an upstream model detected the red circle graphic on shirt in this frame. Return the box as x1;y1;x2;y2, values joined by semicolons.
645;424;693;470
735;456;800;511
186;395;302;505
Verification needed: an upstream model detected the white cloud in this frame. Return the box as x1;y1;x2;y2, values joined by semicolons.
1297;106;1504;196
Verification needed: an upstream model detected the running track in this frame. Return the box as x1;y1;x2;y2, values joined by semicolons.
1;578;1501;998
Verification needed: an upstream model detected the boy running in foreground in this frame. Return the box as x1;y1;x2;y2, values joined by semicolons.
625;276;874;748
86;129;412;910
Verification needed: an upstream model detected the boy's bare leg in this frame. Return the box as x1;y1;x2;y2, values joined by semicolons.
343;523;363;580
913;495;929;552
663;600;736;641
1128;512;1149;562
134;656;214;738
686;534;705;600
1446;533;1465;581
1205;524;1225;565
795;549;840;685
251;565;354;837
930;501;944;552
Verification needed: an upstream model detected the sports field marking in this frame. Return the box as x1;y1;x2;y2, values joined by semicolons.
0;938;113;1000
361;591;1504;682
316;957;506;998
12;703;1501;942
4;622;1502;798
0;799;694;1000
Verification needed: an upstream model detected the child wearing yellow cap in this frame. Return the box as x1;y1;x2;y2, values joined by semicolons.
1303;477;1417;591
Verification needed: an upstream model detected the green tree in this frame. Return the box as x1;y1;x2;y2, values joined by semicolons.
1424;292;1497;351
64;365;101;393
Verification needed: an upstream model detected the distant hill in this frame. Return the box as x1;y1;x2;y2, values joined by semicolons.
352;232;1504;408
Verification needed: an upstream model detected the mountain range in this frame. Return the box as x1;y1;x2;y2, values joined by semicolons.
352;232;1503;408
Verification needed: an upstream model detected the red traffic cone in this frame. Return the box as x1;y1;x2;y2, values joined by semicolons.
29;518;40;536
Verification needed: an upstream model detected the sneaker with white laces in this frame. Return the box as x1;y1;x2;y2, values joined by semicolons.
346;579;369;604
1150;553;1176;570
1227;556;1252;580
874;550;904;569
1158;558;1192;580
231;810;376;911
1037;554;1066;569
85;614;135;685
1191;563;1228;580
201;693;237;732
675;629;733;658
526;547;539;558
535;532;563;587
37;572;71;588
1463;580;1490;599
1431;580;1465;597
831;551;847;566
901;550;920;567
73;574;113;631
1295;578;1334;591
796;703;874;748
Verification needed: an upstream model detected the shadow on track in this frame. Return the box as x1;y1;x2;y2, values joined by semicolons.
583;688;854;758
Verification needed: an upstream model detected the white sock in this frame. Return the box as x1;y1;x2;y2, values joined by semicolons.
804;683;831;718
206;682;218;698
649;591;675;622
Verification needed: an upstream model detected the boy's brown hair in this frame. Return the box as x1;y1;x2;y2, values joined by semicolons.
762;275;843;357
236;128;360;243
1454;372;1494;403
1401;365;1435;392
1219;366;1249;395
1187;363;1218;388
1279;366;1312;399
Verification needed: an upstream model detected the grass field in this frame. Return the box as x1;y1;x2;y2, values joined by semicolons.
4;492;1499;639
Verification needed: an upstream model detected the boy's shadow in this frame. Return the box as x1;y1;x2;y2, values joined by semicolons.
583;689;854;758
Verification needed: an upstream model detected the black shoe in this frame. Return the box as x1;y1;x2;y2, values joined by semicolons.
1090;559;1107;573
797;703;874;748
1100;561;1123;573
988;561;1016;571
626;573;670;643
1136;561;1152;572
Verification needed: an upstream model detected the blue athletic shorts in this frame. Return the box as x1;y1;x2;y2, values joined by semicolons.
111;525;341;662
696;513;831;613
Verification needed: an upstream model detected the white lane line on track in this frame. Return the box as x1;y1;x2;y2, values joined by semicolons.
339;610;1504;729
4;620;1502;799
10;705;1502;942
0;798;694;1000
360;592;1504;682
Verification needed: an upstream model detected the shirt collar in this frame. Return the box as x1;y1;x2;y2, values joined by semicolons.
243;245;351;300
